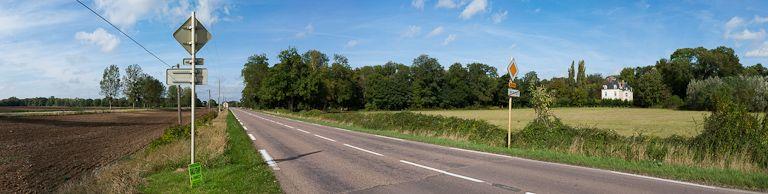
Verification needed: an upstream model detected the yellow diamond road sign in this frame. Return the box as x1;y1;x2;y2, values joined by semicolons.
173;16;212;55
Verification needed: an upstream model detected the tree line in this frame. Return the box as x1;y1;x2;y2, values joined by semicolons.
98;64;211;108
619;46;767;110
0;64;212;108
242;46;766;111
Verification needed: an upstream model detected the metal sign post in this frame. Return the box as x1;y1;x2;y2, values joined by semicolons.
507;58;519;148
172;11;212;187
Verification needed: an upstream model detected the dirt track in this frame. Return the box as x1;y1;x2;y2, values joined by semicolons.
0;110;204;193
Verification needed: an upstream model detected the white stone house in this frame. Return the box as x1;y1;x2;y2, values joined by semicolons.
601;76;633;101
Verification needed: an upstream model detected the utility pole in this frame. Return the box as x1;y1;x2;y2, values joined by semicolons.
177;64;182;125
208;89;211;110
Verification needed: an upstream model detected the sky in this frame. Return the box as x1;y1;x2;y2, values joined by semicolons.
1;0;767;101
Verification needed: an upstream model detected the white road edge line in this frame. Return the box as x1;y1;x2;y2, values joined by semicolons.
258;149;280;170
295;128;311;134
399;160;484;183
247;134;256;141
314;134;337;142
373;134;406;142
343;144;384;156
525;192;536;194
449;147;511;159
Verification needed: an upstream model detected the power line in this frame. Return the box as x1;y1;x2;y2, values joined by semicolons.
75;0;171;67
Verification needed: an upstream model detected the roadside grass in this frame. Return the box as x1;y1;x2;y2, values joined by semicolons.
139;111;281;193
414;107;710;137
264;110;768;192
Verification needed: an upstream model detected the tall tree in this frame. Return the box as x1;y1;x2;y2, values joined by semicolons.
568;61;575;85
619;67;636;87
299;50;329;109
365;62;412;110
122;64;143;108
326;55;357;110
410;54;444;108
577;60;586;86
241;54;270;108
634;68;671;107
259;48;303;110
670;46;743;79
442;63;470;108
466;63;498;106
656;58;693;98
99;64;121;109
139;75;165;107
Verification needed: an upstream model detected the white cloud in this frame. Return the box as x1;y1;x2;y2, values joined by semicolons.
746;42;768;57
533;8;541;13
194;0;227;26
442;34;457;45
492;10;508;24
725;16;745;32
94;0;230;29
728;29;766;41
94;0;157;29
460;0;487;20
436;0;457;9
75;28;121;52
412;0;426;10
295;24;315;38
754;15;768;24
401;25;421;38
345;40;359;48
426;26;444;37
0;1;77;37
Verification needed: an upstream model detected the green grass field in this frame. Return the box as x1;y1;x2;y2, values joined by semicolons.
415;108;711;137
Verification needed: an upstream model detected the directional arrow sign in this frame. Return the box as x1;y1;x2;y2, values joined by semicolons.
173;16;212;55
508;88;520;97
166;68;207;85
183;58;204;65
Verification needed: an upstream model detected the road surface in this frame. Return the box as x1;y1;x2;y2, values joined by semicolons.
231;108;753;194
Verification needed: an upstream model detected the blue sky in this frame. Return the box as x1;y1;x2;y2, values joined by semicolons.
1;0;767;100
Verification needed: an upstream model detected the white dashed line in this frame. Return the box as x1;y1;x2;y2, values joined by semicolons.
295;128;311;134
525;192;536;194
399;160;484;183
258;149;280;170
343;144;384;156
313;134;337;142
248;134;256;141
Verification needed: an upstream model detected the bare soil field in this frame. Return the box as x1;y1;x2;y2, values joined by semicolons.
0;106;126;113
0;110;204;193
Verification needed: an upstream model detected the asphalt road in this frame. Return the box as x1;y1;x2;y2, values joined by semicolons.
231;108;754;194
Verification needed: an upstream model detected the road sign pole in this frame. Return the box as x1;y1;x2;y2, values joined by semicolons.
177;64;182;125
508;95;512;148
190;11;196;165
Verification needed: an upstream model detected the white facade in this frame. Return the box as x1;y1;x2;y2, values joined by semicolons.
601;89;633;101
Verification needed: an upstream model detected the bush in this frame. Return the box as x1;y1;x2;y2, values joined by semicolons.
690;98;766;167
665;95;684;109
686;76;768;111
297;111;506;146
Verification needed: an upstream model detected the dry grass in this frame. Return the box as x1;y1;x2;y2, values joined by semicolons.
415;107;710;137
57;111;227;193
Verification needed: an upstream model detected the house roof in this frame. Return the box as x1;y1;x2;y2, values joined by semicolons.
603;76;632;90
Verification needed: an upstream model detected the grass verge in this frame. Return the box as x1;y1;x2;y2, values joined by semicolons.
263;110;768;192
140;111;281;193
